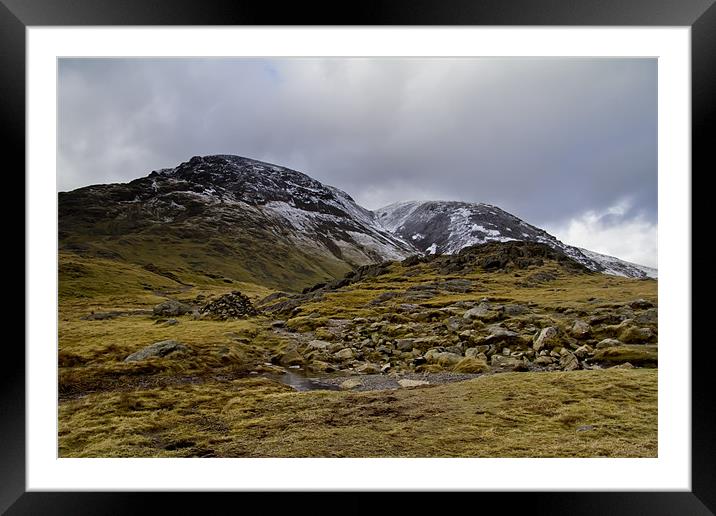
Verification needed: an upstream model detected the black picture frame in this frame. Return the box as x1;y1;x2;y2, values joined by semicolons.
5;0;713;513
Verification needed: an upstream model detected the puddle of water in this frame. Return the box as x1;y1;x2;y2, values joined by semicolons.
270;370;340;391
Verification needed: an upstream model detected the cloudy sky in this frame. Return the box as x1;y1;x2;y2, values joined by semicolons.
58;58;657;267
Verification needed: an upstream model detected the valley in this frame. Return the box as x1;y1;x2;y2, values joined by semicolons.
58;155;658;458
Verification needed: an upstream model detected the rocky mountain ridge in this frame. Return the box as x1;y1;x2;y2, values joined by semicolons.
59;155;656;291
375;200;656;279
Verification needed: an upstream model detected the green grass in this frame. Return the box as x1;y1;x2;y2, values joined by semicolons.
59;369;657;458
58;252;658;458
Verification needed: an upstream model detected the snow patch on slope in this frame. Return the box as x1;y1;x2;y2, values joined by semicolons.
579;247;657;279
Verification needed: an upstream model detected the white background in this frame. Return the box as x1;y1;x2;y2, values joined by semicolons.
27;27;691;491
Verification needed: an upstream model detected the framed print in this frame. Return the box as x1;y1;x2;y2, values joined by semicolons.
6;0;714;513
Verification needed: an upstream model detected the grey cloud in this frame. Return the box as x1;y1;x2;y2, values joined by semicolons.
58;57;657;263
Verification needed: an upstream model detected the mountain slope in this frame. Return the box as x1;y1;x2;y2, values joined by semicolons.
59;155;413;291
578;248;657;279
375;200;655;278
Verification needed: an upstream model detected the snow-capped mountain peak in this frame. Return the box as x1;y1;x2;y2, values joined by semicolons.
375;200;656;278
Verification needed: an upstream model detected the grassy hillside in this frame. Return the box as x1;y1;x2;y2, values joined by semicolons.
58;242;658;458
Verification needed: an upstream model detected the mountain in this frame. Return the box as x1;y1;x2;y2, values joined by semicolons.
375;200;656;279
59;155;656;292
59;155;413;291
578;248;657;279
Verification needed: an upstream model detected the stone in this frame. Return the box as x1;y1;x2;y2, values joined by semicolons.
306;339;332;351
619;326;655;344
570;320;591;339
596;338;624;349
444;317;464;332
440;352;464;367
161;318;179;326
534;326;560;352
453;357;489;373
334;348;355;360
340;379;363;390
634;308;658;325
490;355;526;370
356;362;380;374
308;360;335;373
395;338;415;351
398;379;429;388
465;347;480;358
534;355;555;366
560;350;579;371
270;320;286;328
153;299;193;317
412;336;443;351
279;349;304;366
381;363;391;373
458;330;476;342
630;299;654;309
125;340;188;362
463;303;499;321
445;344;463;355
503;304;528;316
610;362;635;369
573;344;593;360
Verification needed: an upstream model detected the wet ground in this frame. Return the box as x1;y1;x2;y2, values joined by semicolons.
267;368;483;392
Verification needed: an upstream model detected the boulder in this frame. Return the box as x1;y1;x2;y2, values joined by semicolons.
610;362;635;369
465;347;480;358
596;338;624;349
463;302;501;322
340;379;363;390
533;326;560;352
534;355;556;366
573;344;593;360
570;320;591;339
306;340;332;351
279;349;304;366
433;352;463;367
490;355;527;371
153;299;193;317
395;338;416;351
334;348;355;360
618;326;655;344
398;379;429;388
307;360;336;373
125;340;188;362
634;308;658;325
559;350;580;371
356;362;381;374
411;336;443;352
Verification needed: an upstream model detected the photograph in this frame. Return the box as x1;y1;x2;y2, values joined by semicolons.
56;56;659;458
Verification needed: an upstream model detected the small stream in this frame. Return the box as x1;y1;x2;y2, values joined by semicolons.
269;370;341;391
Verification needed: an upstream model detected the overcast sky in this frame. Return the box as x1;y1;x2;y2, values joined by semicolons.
58;58;657;267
